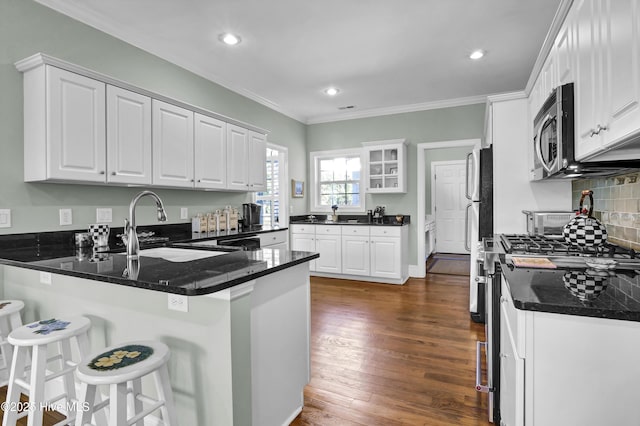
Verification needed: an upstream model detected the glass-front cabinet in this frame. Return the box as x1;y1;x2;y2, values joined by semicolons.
363;139;407;193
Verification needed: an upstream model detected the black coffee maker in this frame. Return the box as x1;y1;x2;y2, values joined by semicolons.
242;203;262;229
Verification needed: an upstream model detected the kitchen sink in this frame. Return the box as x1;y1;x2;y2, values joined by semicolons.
137;247;228;262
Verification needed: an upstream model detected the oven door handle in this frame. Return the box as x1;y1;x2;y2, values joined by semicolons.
475;340;492;393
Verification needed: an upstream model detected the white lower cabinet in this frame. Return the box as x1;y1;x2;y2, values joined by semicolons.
314;227;342;274
369;227;403;280
500;277;640;426
342;226;370;276
290;224;408;283
290;225;317;271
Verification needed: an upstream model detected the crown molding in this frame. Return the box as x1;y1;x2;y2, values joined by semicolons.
306;94;488;125
486;91;527;103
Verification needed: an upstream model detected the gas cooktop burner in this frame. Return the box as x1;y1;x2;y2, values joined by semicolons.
500;234;639;259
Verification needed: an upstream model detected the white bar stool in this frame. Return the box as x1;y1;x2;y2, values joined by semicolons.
2;315;91;426
74;340;177;426
0;300;25;385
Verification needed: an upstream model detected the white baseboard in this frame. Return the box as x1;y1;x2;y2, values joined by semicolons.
409;264;423;278
282;405;303;426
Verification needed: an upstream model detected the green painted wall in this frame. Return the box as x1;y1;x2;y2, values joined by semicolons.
0;0;307;234
1;0;487;269
306;105;485;266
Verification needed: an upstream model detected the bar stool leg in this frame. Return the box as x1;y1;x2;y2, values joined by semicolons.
27;344;48;426
129;378;144;426
109;382;127;426
153;365;178;426
74;331;107;426
2;346;27;426
75;382;96;426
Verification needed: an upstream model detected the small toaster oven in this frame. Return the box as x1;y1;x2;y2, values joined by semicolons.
522;210;575;237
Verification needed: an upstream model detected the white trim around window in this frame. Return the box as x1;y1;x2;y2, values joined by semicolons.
309;148;366;213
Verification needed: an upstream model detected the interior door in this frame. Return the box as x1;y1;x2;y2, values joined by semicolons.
434;161;468;254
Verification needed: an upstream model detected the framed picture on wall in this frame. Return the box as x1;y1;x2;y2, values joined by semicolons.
292;180;304;198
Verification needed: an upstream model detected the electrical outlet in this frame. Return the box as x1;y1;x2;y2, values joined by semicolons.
59;209;72;226
40;271;52;285
0;209;11;228
168;294;189;312
180;208;188;220
96;208;113;223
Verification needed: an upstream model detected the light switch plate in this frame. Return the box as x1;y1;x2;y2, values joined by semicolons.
59;209;72;226
96;208;113;223
0;209;11;228
40;271;52;285
168;294;189;312
180;208;188;220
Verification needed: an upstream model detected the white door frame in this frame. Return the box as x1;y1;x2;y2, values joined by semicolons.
254;142;289;226
431;160;467;254
416;139;480;278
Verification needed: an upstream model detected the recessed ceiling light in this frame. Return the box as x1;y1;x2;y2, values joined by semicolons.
219;33;241;46
324;87;340;96
469;50;485;60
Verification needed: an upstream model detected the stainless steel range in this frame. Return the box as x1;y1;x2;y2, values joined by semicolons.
477;234;640;424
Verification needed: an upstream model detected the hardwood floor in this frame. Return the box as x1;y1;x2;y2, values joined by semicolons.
0;388;66;425
291;274;491;426
0;273;489;426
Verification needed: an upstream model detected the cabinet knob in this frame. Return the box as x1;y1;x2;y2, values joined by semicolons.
191;179;194;182
111;172;116;176
197;179;201;183
99;171;105;175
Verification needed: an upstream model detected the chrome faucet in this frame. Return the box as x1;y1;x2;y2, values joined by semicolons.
124;191;168;259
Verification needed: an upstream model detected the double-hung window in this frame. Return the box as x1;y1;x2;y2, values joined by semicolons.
310;148;364;212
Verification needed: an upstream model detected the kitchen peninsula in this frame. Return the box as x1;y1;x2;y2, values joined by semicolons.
0;227;318;425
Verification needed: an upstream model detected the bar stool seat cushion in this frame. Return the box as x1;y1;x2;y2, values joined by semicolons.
8;315;91;346
0;300;24;317
76;340;170;385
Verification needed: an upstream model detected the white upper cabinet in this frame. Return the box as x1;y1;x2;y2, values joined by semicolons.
226;124;267;191
556;13;574;85
601;0;640;150
248;131;267;191
363;139;408;193
194;113;227;190
152;100;194;188
23;66;106;183
16;54;269;190
574;0;603;159
574;0;640;160
106;86;152;185
226;124;251;190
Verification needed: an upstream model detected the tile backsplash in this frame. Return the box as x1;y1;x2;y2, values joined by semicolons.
572;172;640;250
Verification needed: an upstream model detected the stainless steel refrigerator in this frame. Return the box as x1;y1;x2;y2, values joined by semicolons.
466;146;493;323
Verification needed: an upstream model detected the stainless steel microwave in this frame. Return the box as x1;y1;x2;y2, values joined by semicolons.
531;83;640;180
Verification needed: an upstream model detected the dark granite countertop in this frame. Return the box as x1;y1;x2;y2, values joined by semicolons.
290;214;410;226
501;261;640;322
0;224;317;296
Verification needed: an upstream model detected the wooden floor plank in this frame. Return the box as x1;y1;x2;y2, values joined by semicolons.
291;274;491;426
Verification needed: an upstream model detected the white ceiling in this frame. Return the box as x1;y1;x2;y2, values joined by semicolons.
34;0;562;124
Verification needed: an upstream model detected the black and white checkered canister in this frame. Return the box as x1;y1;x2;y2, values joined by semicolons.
562;216;607;247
